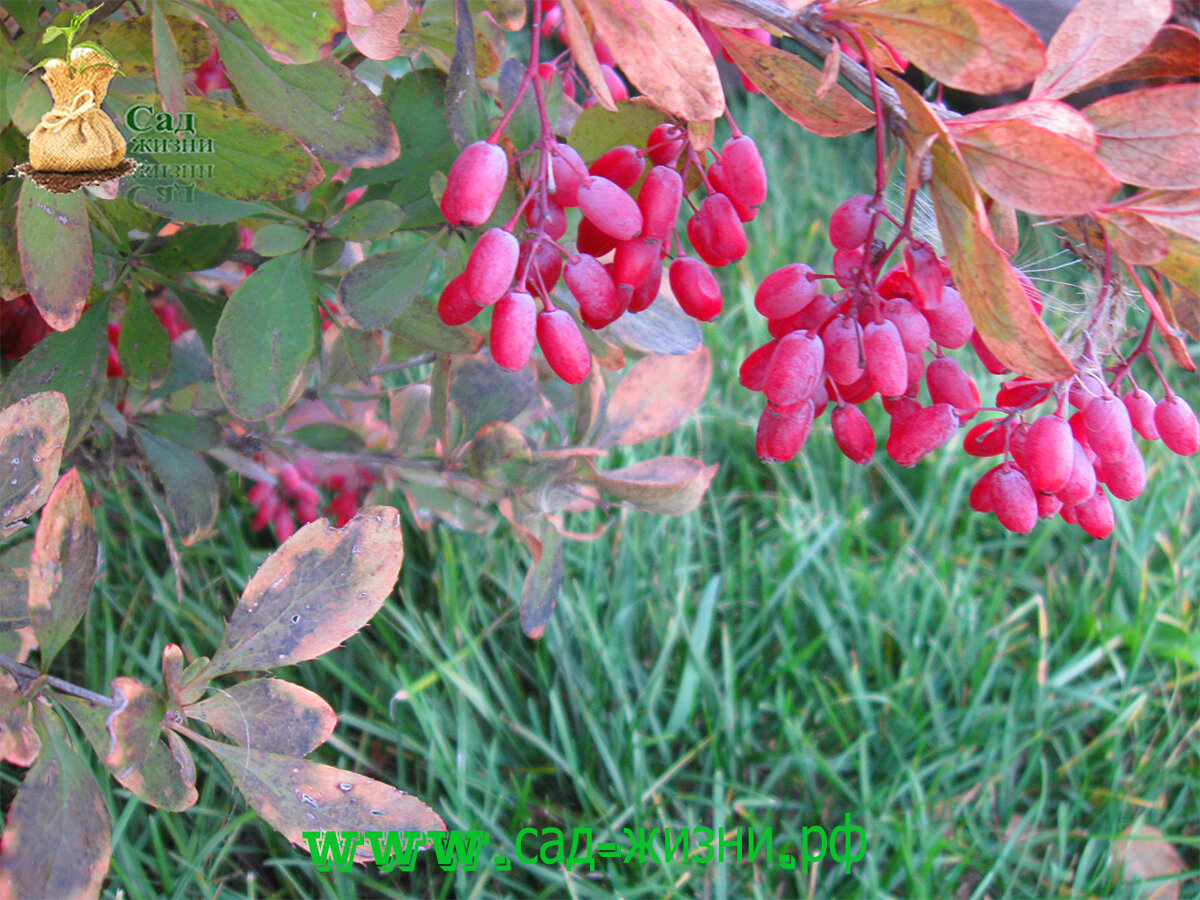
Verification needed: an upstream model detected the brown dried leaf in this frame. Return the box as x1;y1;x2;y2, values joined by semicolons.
27;469;97;666
205;507;404;678
581;0;724;122
713;26;874;137
1111;824;1185;899
560;0;616;112
1166;287;1200;342
826;0;1046;94
947;117;1118;215
586;456;718;515
192;733;445;858
886;73;1075;381
1083;85;1200;189
186;678;336;757
0;707;111;900
1031;0;1172;100
0;392;68;531
816;39;842;100
597;347;712;447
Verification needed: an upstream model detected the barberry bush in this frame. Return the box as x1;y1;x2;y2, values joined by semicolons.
0;0;1197;896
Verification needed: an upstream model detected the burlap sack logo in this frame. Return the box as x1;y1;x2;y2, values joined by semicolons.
14;7;138;194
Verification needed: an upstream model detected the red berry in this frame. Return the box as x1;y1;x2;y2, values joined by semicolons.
576;216;618;257
273;510;297;542
755;264;817;319
832;404;875;464
995;380;1049;408
1056;439;1097;506
1123;388;1160;440
578;177;642;240
437;273;484;325
821;315;865;386
838;371;876;404
740;339;779;392
1036;492;1063;519
886;402;959;467
519;239;564;293
718;135;768;210
687;193;746;267
1097;443;1146;501
524;201;568;240
963;419;1007;457
490;290;537;371
598;63;628;102
330;490;359;527
832;247;864;288
628;252;663;313
465;228;519;304
646;123;684;167
1083;394;1133;464
924;286;972;349
1154;395;1200;455
537;309;591;384
970;331;1010;374
706;160;756;222
904;241;943;309
1074;486;1115;538
764;330;824;406
565;254;623;329
669;256;722;321
756;400;815;462
550;143;586;207
990;464;1037;534
970;467;999;513
590;145;644;190
612;239;660;290
862;319;907;397
926;357;980;420
880;297;931;354
829;194;873;250
637;165;683;243
1023;415;1073;493
771;293;837;338
441;140;508;227
1069;373;1108;410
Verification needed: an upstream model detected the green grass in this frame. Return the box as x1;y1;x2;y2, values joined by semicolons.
13;96;1199;899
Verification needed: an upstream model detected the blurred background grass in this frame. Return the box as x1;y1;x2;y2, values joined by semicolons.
32;94;1200;899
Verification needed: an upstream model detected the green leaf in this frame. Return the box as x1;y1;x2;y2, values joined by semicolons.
0;392;68;531
449;356;537;437
191;733;445;858
446;0;486;148
328;199;405;241
337;237;436;330
606;294;702;355
0;181;24;300
218;0;341;64
208;16;400;169
203;506;405;678
0;706;112;900
520;528;563;639
89;14;213;78
27;468;97;666
145;223;241;271
107;93;323;202
286;422;367;453
118;284;171;387
134;428;220;546
16;180;92;331
137;411;221;453
390;298;482;356
40;26;65;46
569;99;671;163
185;678;336;756
119;176;276;226
212;253;317;421
0;300;109;456
252;223;310;258
150;3;186;114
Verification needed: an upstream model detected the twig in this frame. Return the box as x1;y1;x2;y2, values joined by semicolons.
0;653;121;708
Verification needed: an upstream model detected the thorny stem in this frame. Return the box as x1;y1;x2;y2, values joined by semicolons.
0;653;121;708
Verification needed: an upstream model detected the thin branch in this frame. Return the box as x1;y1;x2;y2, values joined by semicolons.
0;653;122;708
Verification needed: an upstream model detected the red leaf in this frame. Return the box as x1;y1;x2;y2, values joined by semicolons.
947;117;1118;215
560;0;617;112
713;25;874;137
953;99;1098;151
1118;189;1200;242
825;0;1045;94
580;0;725;122
886;74;1075;381
332;0;411;60
1099;210;1169;265
1089;25;1200;89
1031;0;1172;100
1083;84;1200;189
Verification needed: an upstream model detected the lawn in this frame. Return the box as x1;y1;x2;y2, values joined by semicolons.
46;95;1200;899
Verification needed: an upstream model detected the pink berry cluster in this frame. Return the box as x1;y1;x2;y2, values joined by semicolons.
741;193;1199;539
247;459;375;541
436;105;767;384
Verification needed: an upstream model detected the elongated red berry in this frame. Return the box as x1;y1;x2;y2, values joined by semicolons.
628;253;662;313
756;400;815;462
904;241;943;309
924;286;972;349
880;298;931;354
438;273;484;325
990;464;1037;534
646;123;684;167
970;466;999;513
829;194;873;250
886;402;959;466
764;330;824;406
755;264;817;318
863;319;907;397
578;176;642;240
1123;388;1159;440
565;254;622;329
821;315;865;386
590;144;644;190
441;140;508;227
1097;444;1146;500
1074;486;1114;538
1056;438;1097;506
740;339;779;392
576;216;618;257
687;193;746;267
465;228;518;304
525;201;567;239
537;309;591;384
832;404;874;464
1154;394;1200;455
519;239;563;293
669;256;722;321
638;166;683;243
832;247;864;288
1037;493;1063;519
550;142;586;207
490;290;537;371
770;293;836;338
1023;414;1073;493
926;356;979;419
706;160;755;222
719;135;768;210
964;419;1007;457
613;239;660;289
1083;393;1133;464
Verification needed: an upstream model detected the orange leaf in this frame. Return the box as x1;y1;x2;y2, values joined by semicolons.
1099;210;1169;265
953;99;1098;151
332;0;411;61
1118;189;1200;243
947;117;1118;215
560;0;616;112
1083;84;1200;189
580;0;725;122
886;73;1075;381
1088;25;1200;89
713;26;874;137
1165;286;1200;342
825;0;1045;94
596;347;712;447
1031;0;1171;100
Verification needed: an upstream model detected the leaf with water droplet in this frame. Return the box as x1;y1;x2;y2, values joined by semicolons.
0;392;68;531
185;678;335;757
190;732;444;859
203;506;404;678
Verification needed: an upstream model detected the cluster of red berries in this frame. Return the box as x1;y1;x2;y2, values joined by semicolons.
436;120;767;384
0;294;53;361
741;193;1199;539
246;459;375;541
